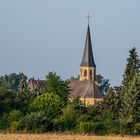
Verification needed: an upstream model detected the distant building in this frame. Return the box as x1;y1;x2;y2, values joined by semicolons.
69;24;103;105
28;78;45;95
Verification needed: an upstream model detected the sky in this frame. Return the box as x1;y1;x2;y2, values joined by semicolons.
0;0;140;86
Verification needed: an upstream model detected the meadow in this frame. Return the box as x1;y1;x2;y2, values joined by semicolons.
0;134;139;140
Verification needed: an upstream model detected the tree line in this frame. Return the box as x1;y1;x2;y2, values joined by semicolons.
0;47;139;135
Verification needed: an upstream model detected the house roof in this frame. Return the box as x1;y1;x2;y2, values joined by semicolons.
69;80;103;99
80;25;96;67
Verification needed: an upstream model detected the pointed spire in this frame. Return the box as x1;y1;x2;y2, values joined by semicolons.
80;25;96;67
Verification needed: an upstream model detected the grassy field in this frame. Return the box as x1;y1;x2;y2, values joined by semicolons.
0;133;139;140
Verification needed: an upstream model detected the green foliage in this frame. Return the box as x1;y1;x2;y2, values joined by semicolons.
119;72;140;134
78;122;105;135
103;113;120;134
7;110;22;131
134;123;140;135
122;47;140;86
0;113;9;130
96;74;110;94
77;114;91;123
54;97;88;131
0;110;22;131
0;48;140;135
67;75;80;80
119;48;140;135
44;72;70;104
13;90;35;113
10;121;20;131
102;87;121;120
7;110;22;123
29;92;64;119
54;106;78;131
78;122;95;134
19;112;52;132
0;73;27;91
0;81;16;114
68;96;87;114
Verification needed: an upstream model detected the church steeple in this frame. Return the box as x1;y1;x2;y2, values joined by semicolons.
80;24;96;81
80;25;96;67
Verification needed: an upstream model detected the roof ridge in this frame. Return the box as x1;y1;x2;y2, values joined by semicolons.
82;80;92;98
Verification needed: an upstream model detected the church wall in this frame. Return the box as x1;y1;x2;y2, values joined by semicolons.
80;97;95;106
80;97;103;106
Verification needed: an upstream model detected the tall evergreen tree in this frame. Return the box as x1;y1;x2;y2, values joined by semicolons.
102;87;121;120
122;47;140;86
119;47;140;134
119;72;140;134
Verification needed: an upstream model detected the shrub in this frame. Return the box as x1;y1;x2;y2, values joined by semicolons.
19;111;52;132
8;110;22;123
0;113;9;130
77;114;91;123
7;110;22;131
103;113;120;134
78;122;95;134
78;121;105;134
29;92;64;119
54;106;77;131
134;123;140;135
10;121;20;131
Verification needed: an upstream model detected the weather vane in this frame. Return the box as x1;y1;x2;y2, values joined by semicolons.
86;13;91;25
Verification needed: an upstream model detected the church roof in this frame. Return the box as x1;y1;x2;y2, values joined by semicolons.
69;80;103;99
80;25;96;67
28;79;45;91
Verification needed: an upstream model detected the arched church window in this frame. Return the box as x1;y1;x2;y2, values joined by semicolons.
84;69;87;77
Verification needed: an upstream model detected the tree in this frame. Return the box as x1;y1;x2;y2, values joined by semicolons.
14;91;35;114
29;92;64;119
19;111;53;132
54;106;78;131
102;87;121;119
0;80;16;115
67;75;80;80
68;96;86;112
54;97;86;131
119;72;140;134
0;73;27;91
122;47;140;86
44;72;70;104
119;47;140;134
95;74;110;95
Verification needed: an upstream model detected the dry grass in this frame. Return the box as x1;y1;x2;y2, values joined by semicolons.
0;133;139;140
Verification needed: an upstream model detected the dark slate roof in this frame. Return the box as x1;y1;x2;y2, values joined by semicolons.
69;80;103;99
80;25;96;67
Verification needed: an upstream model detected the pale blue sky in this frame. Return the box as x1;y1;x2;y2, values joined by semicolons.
0;0;140;86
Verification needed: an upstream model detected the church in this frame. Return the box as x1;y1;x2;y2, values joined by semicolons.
28;22;103;106
69;24;103;106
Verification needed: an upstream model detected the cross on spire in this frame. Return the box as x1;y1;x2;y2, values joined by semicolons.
86;13;91;25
